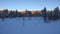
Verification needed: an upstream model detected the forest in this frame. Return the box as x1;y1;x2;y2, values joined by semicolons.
0;7;60;21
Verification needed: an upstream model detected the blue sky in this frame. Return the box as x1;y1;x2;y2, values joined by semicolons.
0;0;60;10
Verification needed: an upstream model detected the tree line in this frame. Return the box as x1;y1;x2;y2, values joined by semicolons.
0;7;60;20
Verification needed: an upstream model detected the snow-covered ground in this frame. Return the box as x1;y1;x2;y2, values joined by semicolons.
0;17;60;34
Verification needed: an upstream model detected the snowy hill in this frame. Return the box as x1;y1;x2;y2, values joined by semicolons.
0;17;60;34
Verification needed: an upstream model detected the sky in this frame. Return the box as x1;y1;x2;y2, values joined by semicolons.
0;0;60;10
